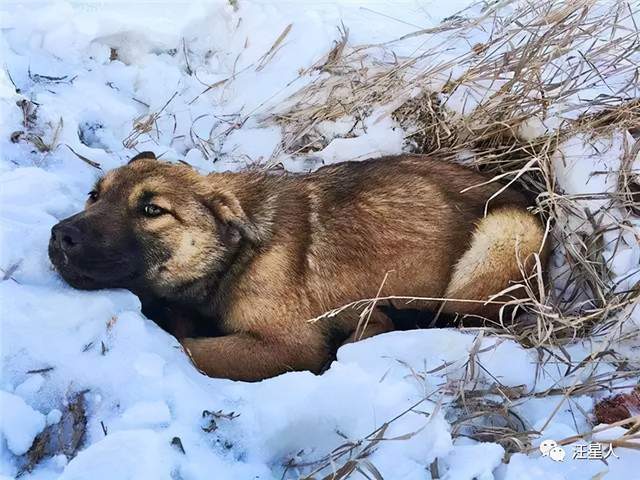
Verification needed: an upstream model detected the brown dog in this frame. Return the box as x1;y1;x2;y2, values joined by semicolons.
49;152;548;381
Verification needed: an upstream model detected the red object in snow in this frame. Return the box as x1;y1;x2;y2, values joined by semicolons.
594;386;640;425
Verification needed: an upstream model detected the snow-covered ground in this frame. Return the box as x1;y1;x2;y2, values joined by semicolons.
1;1;639;479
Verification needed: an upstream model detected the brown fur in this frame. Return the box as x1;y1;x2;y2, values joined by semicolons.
49;153;549;381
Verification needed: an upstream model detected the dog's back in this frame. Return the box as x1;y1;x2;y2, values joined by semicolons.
303;155;543;318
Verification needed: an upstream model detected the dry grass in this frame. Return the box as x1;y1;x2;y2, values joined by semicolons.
123;91;179;150
282;395;436;480
10;99;64;156
21;392;88;476
266;0;639;476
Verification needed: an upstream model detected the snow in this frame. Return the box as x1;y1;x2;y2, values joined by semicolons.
117;401;171;429
0;0;639;479
441;442;504;480
58;430;176;480
314;110;406;165
0;392;46;456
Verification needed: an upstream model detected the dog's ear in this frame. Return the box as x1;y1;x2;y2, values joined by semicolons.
128;151;157;164
202;191;261;244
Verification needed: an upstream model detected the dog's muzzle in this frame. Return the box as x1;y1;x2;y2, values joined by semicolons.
49;222;84;266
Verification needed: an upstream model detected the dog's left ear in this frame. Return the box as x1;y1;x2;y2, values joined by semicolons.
202;191;261;244
128;151;157;164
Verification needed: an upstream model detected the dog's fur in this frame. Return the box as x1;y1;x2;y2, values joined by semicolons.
49;153;548;381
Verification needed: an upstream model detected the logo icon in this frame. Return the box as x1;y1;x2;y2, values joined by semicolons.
539;439;557;456
540;440;566;462
549;446;566;462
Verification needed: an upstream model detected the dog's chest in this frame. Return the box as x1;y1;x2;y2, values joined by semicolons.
140;297;224;339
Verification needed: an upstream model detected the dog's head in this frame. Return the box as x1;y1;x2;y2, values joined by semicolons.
49;152;259;295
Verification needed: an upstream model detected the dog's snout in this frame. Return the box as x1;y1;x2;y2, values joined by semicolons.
51;223;83;252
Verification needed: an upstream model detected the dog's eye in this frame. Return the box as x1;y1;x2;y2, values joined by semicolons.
143;204;166;217
88;190;98;201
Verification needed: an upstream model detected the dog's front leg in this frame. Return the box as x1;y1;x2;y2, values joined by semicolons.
180;332;327;381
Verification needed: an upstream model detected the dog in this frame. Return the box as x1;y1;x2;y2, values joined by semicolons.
49;152;548;381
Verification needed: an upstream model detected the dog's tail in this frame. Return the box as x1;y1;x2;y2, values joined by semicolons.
442;207;549;321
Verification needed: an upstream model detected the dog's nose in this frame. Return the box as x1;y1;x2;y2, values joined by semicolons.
51;223;83;252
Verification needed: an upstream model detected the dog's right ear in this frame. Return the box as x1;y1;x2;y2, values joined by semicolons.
200;191;261;245
128;151;157;164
